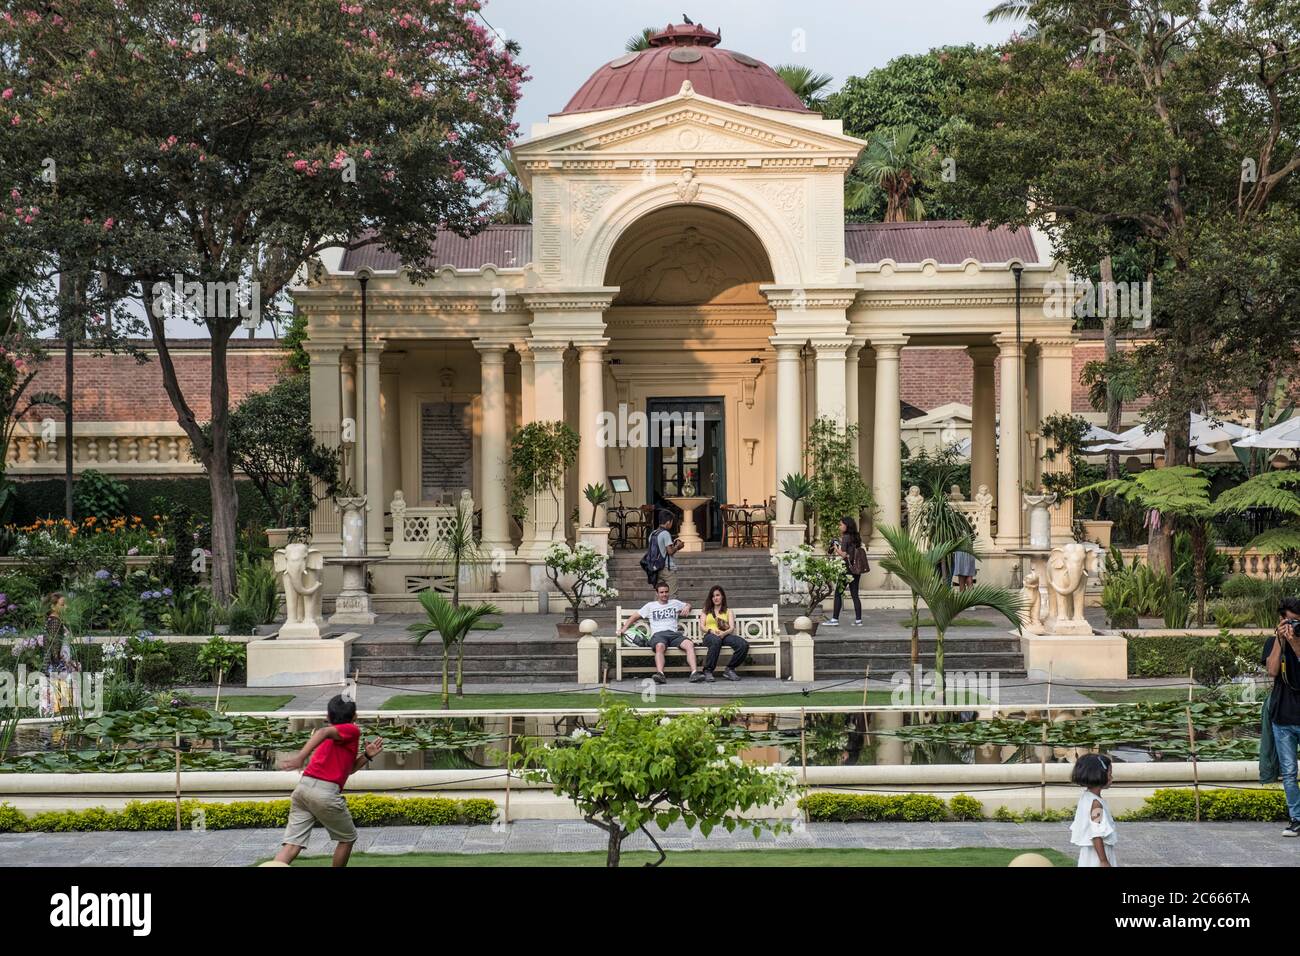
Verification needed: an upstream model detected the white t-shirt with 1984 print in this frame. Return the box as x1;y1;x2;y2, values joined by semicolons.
638;599;688;635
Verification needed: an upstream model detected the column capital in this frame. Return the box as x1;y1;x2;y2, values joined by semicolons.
303;342;342;365
809;335;853;355
1035;335;1078;356
575;339;610;356
760;285;860;312
524;338;571;357
869;334;908;356
769;336;808;355
966;344;999;365
472;337;512;357
994;332;1024;355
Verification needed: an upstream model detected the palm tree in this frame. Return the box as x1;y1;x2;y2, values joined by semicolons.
984;1;1039;35
425;494;489;695
846;125;937;222
878;524;1024;698
625;27;657;52
774;65;833;110
407;593;501;710
491;152;531;225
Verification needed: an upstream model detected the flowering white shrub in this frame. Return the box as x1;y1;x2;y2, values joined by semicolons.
776;545;849;617
543;543;616;623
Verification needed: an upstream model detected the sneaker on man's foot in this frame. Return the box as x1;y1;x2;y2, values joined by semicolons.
652;671;667;685
703;670;715;683
688;670;705;683
723;668;741;681
1284;820;1300;837
824;619;840;627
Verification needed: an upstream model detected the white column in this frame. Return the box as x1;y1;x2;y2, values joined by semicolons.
812;337;851;426
474;341;511;552
858;347;875;491
577;341;609;529
307;345;343;546
527;339;568;549
1037;337;1078;542
869;336;907;548
772;340;804;525
995;333;1024;548
967;345;998;504
360;347;385;554
380;366;401;511
845;340;864;463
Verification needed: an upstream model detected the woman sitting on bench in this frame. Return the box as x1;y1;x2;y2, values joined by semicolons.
699;585;749;683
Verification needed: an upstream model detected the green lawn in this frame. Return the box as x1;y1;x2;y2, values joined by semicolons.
380;690;975;710
281;847;1072;867
200;695;295;712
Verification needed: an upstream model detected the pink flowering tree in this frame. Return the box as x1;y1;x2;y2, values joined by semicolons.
0;0;525;601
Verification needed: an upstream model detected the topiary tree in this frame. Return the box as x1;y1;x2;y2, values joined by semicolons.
516;698;801;867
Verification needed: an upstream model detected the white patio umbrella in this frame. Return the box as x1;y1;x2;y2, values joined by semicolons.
1189;412;1252;446
1234;417;1300;449
1081;424;1124;445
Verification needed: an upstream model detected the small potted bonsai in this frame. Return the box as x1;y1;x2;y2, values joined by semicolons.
543;542;617;638
775;544;849;634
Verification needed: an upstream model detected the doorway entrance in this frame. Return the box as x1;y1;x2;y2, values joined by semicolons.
646;397;726;543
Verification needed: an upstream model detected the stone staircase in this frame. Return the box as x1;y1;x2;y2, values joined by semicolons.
350;638;578;686
813;633;1026;679
592;548;784;625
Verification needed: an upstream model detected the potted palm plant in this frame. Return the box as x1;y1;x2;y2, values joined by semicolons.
406;592;501;709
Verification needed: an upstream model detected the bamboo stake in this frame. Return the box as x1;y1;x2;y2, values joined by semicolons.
1187;667;1201;822
799;707;809;824
861;665;870;709
1040;665;1052;814
174;731;182;832
503;719;514;826
214;667;223;713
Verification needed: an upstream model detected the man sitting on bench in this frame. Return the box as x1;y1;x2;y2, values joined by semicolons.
616;581;703;684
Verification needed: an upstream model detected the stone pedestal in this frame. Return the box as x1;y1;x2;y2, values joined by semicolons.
577;526;611;556
1023;493;1057;549
247;634;356;687
790;617;815;682
576;620;601;684
1019;632;1128;680
666;496;711;552
327;556;378;626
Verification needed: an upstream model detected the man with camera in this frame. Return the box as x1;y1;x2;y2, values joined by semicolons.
1264;596;1300;836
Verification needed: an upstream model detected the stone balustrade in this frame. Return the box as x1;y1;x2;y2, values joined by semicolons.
1110;545;1296;580
389;489;476;557
7;421;198;475
902;484;995;551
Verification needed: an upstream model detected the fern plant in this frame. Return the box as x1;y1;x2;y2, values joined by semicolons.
1075;466;1213;625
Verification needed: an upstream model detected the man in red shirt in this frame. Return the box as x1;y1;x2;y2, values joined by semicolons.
273;695;384;867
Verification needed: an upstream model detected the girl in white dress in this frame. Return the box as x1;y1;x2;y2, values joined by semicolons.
1069;754;1117;867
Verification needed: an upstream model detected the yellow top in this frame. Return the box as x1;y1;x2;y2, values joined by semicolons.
702;610;732;633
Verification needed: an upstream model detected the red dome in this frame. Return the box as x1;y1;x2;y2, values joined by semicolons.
559;23;811;116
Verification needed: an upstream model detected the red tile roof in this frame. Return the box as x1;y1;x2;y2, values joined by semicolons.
845;221;1039;265
559;23;810;116
336;221;1038;274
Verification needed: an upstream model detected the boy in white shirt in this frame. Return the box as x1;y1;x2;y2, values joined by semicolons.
616;582;703;684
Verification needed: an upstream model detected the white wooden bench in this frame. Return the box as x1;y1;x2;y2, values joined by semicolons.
613;604;781;680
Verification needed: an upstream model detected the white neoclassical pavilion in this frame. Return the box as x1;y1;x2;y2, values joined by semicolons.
292;28;1078;611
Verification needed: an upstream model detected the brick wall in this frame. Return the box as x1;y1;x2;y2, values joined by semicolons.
21;341;289;422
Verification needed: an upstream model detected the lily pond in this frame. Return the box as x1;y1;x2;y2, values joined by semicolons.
0;698;1261;773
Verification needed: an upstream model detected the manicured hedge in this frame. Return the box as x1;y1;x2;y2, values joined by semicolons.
800;792;956;822
1126;632;1266;678
10;477;274;530
1123;787;1287;822
0;795;496;833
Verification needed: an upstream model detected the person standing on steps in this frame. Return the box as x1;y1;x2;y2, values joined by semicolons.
825;517;869;627
616;581;703;684
651;511;684;597
699;584;748;682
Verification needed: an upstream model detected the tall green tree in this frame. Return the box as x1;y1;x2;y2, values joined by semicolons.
0;0;524;601
846;125;938;222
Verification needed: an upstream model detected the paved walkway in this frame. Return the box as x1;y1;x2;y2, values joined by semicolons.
0;821;1288;866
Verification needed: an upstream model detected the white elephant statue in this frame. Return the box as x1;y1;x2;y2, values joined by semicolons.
274;542;324;633
1045;542;1100;629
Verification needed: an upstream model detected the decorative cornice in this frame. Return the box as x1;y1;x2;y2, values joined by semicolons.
521;290;619;312
761;286;860;311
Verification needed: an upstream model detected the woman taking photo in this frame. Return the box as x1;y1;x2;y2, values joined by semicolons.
825;517;869;627
698;585;749;682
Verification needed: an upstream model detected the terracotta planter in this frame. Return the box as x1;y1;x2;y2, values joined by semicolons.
555;621;582;640
266;528;307;549
1080;520;1113;549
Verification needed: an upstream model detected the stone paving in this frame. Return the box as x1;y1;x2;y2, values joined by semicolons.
0;821;1291;866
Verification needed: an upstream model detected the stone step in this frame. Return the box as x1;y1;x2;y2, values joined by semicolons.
357;672;572;686
351;641;578;658
356;656;577;675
